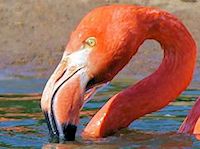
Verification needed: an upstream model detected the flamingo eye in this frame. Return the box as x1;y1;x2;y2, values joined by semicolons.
85;37;96;47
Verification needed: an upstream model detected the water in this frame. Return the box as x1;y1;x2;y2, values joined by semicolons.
0;79;200;148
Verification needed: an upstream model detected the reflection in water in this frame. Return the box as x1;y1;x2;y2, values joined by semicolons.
42;132;193;149
0;81;200;148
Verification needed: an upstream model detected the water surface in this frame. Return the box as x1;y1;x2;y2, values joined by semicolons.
0;79;200;148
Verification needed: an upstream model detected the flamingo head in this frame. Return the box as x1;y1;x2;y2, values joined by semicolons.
41;6;144;141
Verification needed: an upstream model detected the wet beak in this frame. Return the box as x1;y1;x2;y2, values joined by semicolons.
41;49;92;141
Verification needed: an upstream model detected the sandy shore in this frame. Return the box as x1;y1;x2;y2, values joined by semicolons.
0;0;199;87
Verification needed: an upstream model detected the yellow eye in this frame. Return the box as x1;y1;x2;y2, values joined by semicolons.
85;37;96;47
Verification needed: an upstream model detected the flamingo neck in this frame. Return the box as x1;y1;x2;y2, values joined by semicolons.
132;9;197;112
179;97;200;135
83;8;196;138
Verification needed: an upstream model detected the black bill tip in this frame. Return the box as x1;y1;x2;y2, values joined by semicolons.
62;123;77;141
43;110;77;142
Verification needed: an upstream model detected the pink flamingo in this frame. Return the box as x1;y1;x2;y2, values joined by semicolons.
41;5;198;141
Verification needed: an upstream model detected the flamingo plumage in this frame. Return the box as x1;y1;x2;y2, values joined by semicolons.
179;97;200;138
41;5;198;141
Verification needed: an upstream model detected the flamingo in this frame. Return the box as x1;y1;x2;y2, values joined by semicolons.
41;5;198;141
179;97;200;139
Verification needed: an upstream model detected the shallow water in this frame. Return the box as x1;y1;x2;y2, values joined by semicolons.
0;79;200;148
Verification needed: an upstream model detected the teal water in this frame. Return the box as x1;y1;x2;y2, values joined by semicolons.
0;79;200;148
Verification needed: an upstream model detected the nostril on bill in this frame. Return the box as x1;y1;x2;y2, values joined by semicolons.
62;123;77;141
55;69;67;83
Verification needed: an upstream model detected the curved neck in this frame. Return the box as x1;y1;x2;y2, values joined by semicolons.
84;8;197;138
132;8;197;110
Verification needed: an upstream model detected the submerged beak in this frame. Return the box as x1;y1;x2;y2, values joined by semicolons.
41;49;92;141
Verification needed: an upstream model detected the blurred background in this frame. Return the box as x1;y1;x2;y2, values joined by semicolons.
1;1;200;148
0;0;199;93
